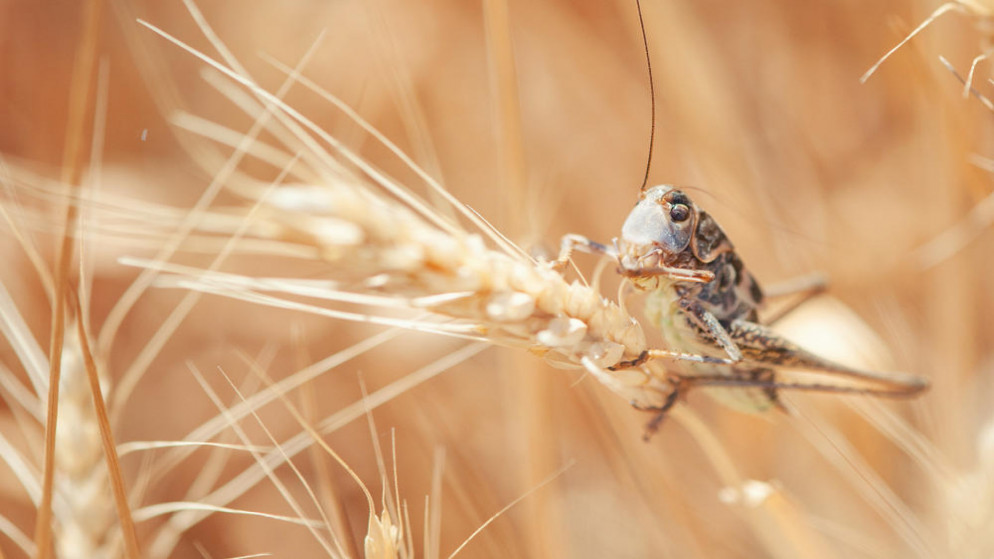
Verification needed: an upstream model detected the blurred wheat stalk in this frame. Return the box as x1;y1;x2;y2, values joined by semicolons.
1;0;994;558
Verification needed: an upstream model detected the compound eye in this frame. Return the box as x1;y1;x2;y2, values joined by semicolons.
669;203;690;222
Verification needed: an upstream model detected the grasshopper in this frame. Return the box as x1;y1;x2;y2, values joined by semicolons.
556;185;929;435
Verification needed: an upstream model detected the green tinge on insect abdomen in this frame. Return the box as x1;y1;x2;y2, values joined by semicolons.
644;289;779;413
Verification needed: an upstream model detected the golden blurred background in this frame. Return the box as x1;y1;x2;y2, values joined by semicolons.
1;0;993;557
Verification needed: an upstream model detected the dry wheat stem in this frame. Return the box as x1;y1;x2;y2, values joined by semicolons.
0;284;49;397
70;300;140;559
36;0;105;554
187;363;341;558
132;501;325;527
50;325;117;559
133;328;403;497
140;343;485;557
103;42;325;425
790;404;936;557
232;350;413;559
299;377;362;559
0;173;55;302
0;513;33;557
860;2;965;82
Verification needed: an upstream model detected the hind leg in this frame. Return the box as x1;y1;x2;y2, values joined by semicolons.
761;273;827;324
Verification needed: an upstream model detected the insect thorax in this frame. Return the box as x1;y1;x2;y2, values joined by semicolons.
677;251;764;327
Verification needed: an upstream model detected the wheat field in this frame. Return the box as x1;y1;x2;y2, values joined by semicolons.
1;0;993;557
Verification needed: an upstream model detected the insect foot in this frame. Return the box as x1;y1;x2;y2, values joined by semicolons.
640;379;685;442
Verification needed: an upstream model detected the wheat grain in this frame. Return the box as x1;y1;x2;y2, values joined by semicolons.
51;326;116;559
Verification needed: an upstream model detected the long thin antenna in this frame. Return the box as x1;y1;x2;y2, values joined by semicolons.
636;0;656;191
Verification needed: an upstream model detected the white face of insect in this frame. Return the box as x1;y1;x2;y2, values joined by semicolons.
617;185;696;269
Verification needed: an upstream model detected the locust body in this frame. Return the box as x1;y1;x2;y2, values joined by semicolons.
558;185;928;426
617;186;778;412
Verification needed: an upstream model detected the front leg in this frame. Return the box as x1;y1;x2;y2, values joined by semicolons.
620;264;714;284
553;233;715;284
675;298;744;362
550;233;615;270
